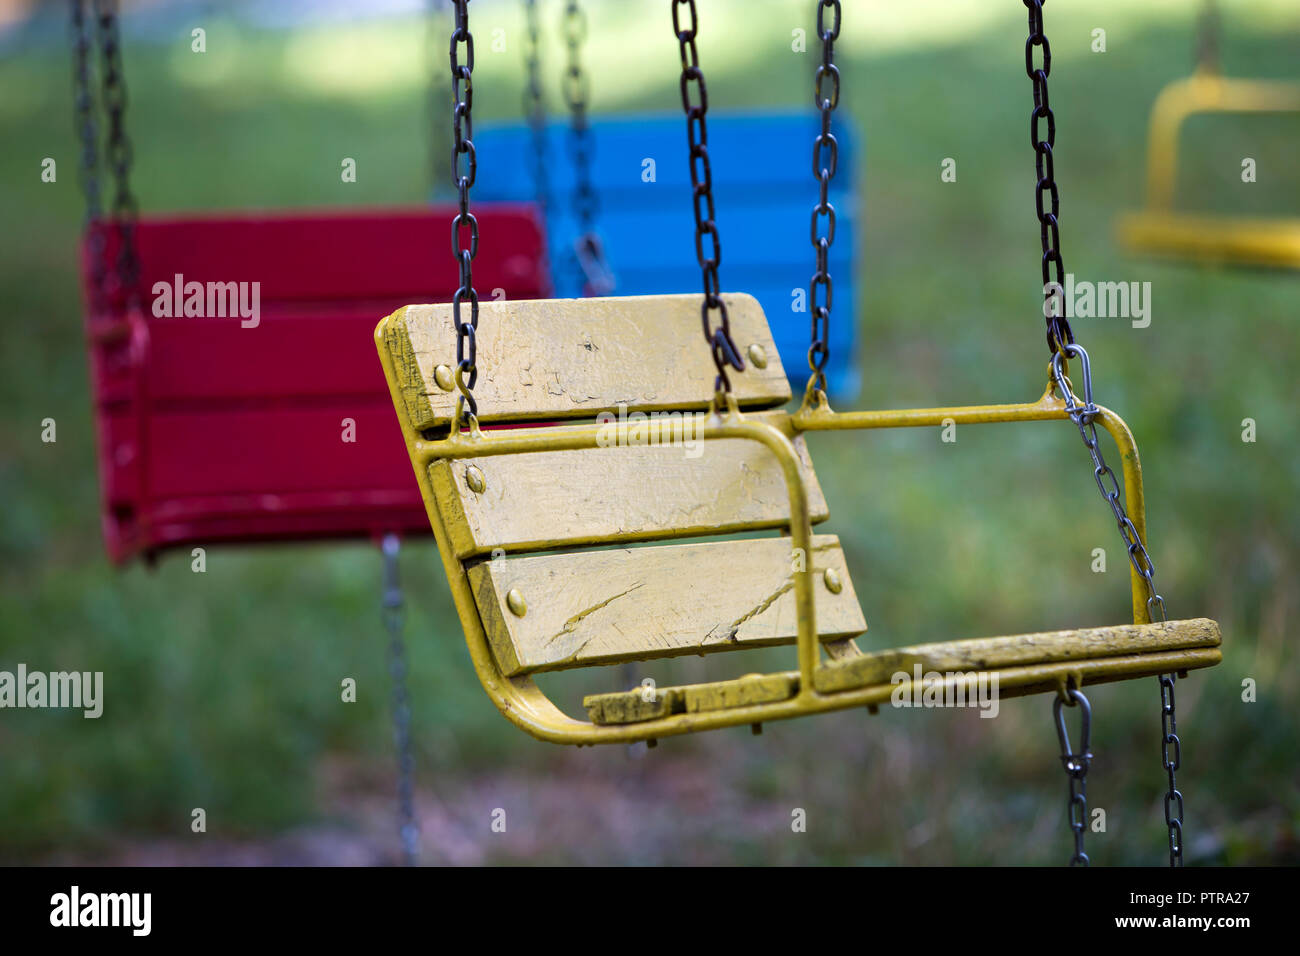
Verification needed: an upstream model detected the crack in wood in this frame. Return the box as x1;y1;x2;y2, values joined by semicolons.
542;582;646;648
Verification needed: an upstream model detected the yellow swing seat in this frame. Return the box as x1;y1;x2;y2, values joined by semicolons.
375;293;1221;745
1117;72;1300;269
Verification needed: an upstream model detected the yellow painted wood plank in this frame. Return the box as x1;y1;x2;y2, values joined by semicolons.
813;618;1221;693
584;672;797;725
467;534;866;676
429;411;830;557
386;293;791;430
378;309;437;434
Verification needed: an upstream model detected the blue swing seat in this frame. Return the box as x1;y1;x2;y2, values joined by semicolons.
471;110;861;398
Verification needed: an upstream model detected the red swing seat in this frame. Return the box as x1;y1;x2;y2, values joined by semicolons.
82;205;549;563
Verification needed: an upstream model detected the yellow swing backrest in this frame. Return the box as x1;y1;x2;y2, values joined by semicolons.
376;293;867;678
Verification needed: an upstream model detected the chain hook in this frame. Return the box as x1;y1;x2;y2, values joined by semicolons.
1050;342;1096;423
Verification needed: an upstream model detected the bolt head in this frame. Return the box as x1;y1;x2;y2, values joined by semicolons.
434;364;455;391
465;465;486;493
506;588;527;617
747;343;768;369
823;567;843;594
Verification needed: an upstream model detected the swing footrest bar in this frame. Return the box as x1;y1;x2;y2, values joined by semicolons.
584;618;1220;725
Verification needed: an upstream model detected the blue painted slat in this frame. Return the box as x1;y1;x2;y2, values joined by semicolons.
473;111;862;397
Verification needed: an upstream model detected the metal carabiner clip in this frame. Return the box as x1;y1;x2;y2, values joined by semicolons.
1053;686;1093;777
1051;342;1096;423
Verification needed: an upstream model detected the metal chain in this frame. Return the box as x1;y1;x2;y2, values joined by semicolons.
1050;344;1185;867
523;0;551;222
671;0;744;397
1053;687;1093;866
1195;0;1221;74
1159;673;1184;866
69;0;107;312
1023;0;1073;356
562;0;614;295
450;0;480;427
806;0;840;396
428;0;453;200
92;0;139;310
1026;8;1187;865
381;535;419;866
562;0;595;236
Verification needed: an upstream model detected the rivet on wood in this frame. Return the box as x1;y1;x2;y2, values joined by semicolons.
822;567;843;594
747;343;768;369
506;588;527;617
465;465;486;493
434;364;455;391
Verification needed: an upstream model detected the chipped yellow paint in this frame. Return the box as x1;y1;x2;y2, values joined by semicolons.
428;409;830;557
813;618;1220;693
584;629;1220;726
585;672;798;725
465;534;866;675
393;293;791;430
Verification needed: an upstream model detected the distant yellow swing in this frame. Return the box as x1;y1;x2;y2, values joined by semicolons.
1117;1;1300;268
380;1;1221;865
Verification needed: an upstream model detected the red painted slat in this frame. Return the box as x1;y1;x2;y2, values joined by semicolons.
82;205;549;563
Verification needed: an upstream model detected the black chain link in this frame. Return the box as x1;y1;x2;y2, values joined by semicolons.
1054;687;1093;866
562;0;595;236
450;0;479;425
92;0;139;310
563;0;614;296
428;0;453;200
381;536;419;867
523;0;551;222
1023;0;1073;356
806;0;840;395
672;0;744;395
69;0;107;312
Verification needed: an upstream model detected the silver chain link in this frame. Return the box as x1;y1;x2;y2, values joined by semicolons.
1160;673;1184;866
1051;343;1185;867
381;535;419;866
1053;687;1093;866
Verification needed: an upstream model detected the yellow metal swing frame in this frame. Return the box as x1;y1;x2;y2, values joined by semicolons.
374;294;1220;746
1117;70;1300;268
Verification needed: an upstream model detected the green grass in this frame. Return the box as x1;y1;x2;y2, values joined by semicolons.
0;0;1297;864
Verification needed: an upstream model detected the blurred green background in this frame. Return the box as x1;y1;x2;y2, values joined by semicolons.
1;0;1297;865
